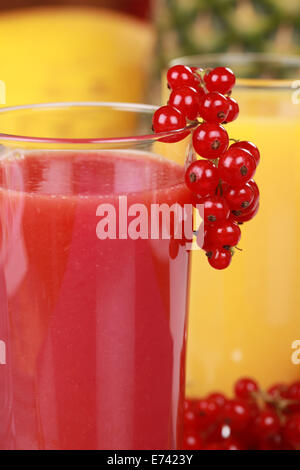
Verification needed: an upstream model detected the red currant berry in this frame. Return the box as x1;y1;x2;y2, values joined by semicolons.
218;146;256;187
253;410;281;438
182;433;202;450
247;179;260;201
196;223;213;251
203;196;230;224
267;383;288;398
223;399;251;431
258;433;284;451
192;122;229;159
204;67;236;95
283;413;300;448
225;97;239;123
206;248;232;270
230;140;260;166
224;183;254;211
230;180;260;222
199;91;230;123
222;439;244;450
207;392;228;408
234;377;259;400
168;86;200;120
184;398;198;412
184;409;198;431
287;381;300;401
286;381;300;412
231;202;259;223
152;105;187;143
167;65;200;90
197;398;220;427
203;442;223;450
205;421;232;443
209;221;241;248
185;159;219;197
191;192;206;207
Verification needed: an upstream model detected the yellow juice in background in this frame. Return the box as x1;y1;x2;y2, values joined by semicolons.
0;7;155;138
163;57;300;397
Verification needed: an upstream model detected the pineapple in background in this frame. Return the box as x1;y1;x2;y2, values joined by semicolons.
156;0;300;68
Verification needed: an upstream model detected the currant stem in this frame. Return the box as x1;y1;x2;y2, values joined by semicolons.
215;178;222;196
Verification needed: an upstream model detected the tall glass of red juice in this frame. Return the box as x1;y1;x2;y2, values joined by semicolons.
0;103;196;450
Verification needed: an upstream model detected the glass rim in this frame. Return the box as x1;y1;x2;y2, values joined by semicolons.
0;101;197;144
169;52;300;90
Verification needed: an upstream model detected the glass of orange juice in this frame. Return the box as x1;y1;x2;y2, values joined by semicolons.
163;53;300;398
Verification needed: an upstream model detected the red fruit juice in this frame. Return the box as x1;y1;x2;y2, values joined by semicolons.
0;150;191;450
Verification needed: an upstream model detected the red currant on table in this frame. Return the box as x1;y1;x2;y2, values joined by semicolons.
184;398;198;412
222;439;244;450
230;140;260;166
205;420;232;443
206;248;232;270
185;159;219;197
168;86;200;120
224;183;255;211
223;399;251;431
218;146;256;186
197;397;221;427
258;433;284;451
199;91;230;123
182;433;202;450
207;392;228;408
234;377;259;400
204;67;236;95
287;381;300;401
267;383;288;398
254;410;280;438
225;97;239;123
152;105;187;143
283;413;300;449
204;442;223;450
167;64;200;90
184;408;198;431
286;381;300;412
209;220;241;248
192;122;229;159
203;196;230;224
253;410;281;438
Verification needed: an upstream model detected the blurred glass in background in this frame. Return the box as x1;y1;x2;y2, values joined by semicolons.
0;0;154;136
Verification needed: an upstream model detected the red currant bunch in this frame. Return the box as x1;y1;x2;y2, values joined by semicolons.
183;377;300;450
152;64;261;269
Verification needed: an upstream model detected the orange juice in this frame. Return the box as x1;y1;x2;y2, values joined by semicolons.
163;55;300;397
